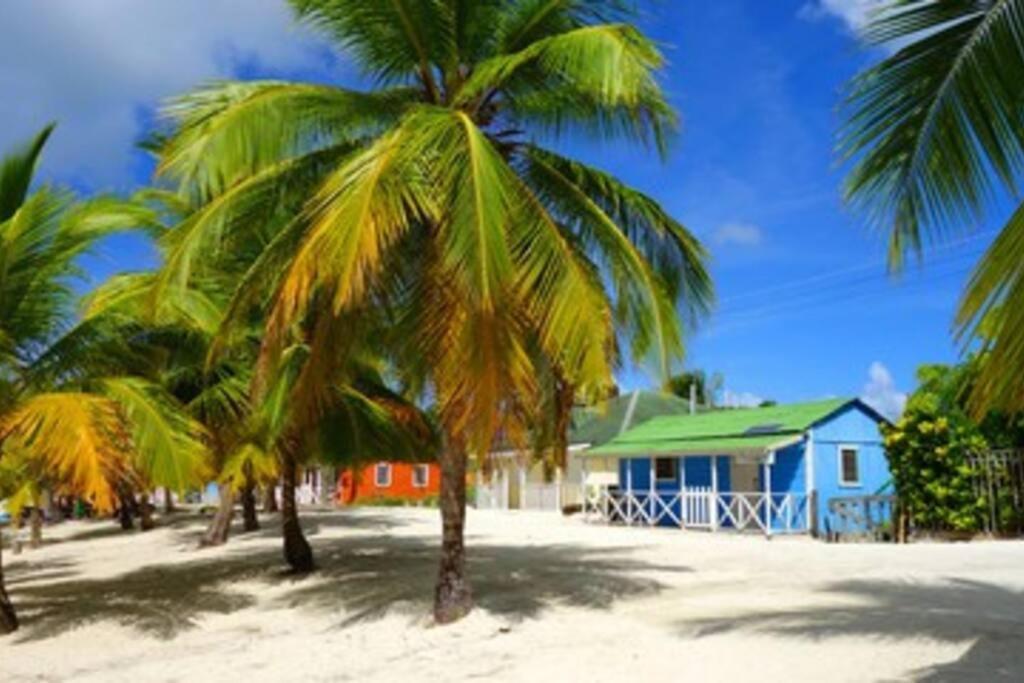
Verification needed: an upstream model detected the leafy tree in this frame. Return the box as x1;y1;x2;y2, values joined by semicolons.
882;359;1024;533
841;0;1024;414
0;128;208;635
156;0;712;622
665;370;705;404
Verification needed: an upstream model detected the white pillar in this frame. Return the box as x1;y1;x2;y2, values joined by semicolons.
555;466;563;511
502;468;510;510
764;456;773;538
625;459;634;525
711;456;719;531
679;457;687;528
648;457;656;526
518;462;527;510
805;431;816;533
580;458;589;518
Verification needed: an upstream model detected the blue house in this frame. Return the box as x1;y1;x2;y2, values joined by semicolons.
581;398;892;536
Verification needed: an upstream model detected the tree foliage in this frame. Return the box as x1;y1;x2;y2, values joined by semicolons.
842;0;1024;414
882;359;1024;532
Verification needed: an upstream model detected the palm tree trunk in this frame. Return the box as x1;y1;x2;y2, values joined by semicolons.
263;484;278;513
200;484;234;547
281;449;313;573
28;504;43;549
0;536;18;635
163;487;175;515
241;469;259;533
139;493;155;531
117;489;135;531
434;443;472;623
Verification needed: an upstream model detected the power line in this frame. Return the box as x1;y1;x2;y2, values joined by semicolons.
715;230;996;308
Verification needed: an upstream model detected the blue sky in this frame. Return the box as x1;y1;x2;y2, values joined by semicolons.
1;0;995;417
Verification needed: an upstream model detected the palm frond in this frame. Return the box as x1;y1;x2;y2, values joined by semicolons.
0;392;128;511
0;123;54;223
160;80;413;200
289;0;448;96
98;377;210;492
956;201;1024;412
841;0;1024;265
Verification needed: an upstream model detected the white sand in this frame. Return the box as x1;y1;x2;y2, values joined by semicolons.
2;508;1023;682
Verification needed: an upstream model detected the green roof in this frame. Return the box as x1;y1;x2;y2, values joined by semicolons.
570;391;692;447
586;397;854;457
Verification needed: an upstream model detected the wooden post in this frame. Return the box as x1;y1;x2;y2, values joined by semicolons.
711;456;719;532
809;490;820;538
764;457;773;538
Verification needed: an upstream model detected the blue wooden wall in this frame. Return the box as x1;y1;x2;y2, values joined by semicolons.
811;403;891;532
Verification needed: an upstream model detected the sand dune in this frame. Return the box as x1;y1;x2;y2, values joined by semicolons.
2;508;1023;682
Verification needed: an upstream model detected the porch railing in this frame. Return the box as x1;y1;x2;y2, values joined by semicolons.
583;486;808;535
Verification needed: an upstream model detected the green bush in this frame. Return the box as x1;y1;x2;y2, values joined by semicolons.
884;360;1024;533
355;494;439;508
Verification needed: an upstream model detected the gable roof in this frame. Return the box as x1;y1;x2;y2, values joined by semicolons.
570;391;693;447
586;397;873;457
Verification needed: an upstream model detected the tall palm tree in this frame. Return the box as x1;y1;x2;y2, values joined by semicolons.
156;0;712;622
841;0;1024;412
0;128;208;635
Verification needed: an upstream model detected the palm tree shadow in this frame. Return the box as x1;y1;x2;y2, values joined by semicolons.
681;578;1024;681
8;528;681;643
286;534;683;626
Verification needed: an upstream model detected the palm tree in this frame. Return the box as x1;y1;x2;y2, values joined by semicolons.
156;0;712;622
841;0;1024;412
0;128;208;635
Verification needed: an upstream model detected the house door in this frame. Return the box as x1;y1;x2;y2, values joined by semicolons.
731;461;761;492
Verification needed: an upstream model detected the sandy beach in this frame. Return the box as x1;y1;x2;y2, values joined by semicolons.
2;508;1023;682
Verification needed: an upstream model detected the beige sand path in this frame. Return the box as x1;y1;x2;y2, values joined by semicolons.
2;508;1022;682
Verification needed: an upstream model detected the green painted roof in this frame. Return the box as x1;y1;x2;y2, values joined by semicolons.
570;391;693;447
586;397;853;457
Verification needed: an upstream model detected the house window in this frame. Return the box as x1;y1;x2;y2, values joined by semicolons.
839;446;860;487
412;464;429;488
374;463;392;487
655;457;678;483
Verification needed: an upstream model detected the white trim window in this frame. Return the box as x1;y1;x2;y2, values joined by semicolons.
838;446;861;487
412;464;430;488
654;457;678;483
374;462;393;488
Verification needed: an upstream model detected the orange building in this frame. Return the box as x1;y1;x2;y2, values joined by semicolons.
336;462;440;505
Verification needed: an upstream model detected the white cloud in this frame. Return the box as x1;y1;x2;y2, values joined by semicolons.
861;361;907;420
712;222;764;248
797;0;884;32
722;389;766;409
0;0;333;189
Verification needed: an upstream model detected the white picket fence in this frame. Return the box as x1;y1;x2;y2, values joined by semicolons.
583;487;808;535
522;483;561;511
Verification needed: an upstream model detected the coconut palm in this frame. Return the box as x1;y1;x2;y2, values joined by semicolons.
84;186;436;568
0;127;208;635
156;0;712;622
841;0;1024;412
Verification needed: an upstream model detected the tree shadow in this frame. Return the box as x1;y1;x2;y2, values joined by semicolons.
8;529;680;643
680;578;1024;681
284;535;684;626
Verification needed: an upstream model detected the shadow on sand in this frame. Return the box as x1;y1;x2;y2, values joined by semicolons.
681;578;1024;681
7;511;682;643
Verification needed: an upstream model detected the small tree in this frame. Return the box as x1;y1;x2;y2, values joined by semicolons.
882;361;1024;534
